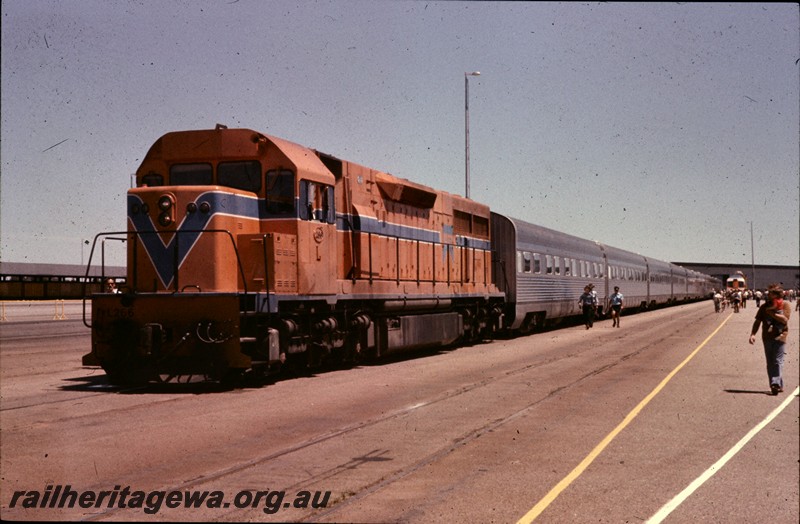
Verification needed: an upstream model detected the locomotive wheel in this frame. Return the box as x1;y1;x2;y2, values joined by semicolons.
103;362;153;386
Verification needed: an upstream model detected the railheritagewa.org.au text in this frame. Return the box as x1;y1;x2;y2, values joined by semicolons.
8;484;331;515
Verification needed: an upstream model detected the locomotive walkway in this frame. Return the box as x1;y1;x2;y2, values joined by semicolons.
1;301;797;523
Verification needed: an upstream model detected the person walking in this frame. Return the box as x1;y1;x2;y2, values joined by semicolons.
608;286;624;327
578;285;597;329
748;285;791;395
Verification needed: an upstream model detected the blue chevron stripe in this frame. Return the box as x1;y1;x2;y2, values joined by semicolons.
128;191;262;287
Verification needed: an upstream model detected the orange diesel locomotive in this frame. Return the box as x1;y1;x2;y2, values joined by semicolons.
83;125;504;383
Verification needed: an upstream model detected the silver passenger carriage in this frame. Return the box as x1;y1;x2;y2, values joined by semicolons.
491;213;710;331
492;213;606;331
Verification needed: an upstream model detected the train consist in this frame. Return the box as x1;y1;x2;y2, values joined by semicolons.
82;125;716;384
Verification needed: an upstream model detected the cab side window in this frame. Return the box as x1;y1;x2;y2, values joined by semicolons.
299;180;335;224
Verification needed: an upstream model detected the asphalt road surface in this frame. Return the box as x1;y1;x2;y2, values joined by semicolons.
1;300;797;523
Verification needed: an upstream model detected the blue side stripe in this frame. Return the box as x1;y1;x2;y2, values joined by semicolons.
129;190;491;287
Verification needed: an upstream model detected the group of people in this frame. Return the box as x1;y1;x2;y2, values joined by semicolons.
713;287;798;314
577;282;793;397
578;284;624;329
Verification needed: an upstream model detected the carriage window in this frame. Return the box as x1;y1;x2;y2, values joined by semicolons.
546;255;553;274
170;163;213;185
554;256;561;275
265;170;295;217
522;252;532;273
218;161;262;192
564;258;572;276
534;254;541;274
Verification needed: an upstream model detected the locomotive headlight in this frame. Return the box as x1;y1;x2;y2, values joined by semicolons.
158;195;173;211
158;212;173;227
157;194;176;227
186;202;197;213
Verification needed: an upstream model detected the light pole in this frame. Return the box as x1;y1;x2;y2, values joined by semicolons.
465;71;480;200
750;221;756;290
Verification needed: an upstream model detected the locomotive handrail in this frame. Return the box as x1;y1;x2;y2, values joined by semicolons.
259;233;272;320
82;229;249;328
82;232;134;328
128;229;248;295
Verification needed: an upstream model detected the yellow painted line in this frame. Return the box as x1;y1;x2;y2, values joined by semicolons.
647;385;799;523
517;313;734;523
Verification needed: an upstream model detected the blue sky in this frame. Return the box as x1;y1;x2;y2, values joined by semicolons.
2;1;798;267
